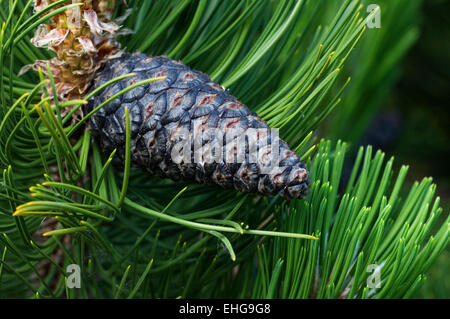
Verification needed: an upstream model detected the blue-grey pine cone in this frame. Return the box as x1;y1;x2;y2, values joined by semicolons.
86;52;309;199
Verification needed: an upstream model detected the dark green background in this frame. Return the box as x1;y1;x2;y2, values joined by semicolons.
355;1;449;298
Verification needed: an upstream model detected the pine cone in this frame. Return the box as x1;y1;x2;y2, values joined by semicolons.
86;53;310;200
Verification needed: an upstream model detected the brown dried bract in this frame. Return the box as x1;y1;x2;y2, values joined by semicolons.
23;1;130;119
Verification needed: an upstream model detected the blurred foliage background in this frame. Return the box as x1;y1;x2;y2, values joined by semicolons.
378;0;449;298
327;0;450;298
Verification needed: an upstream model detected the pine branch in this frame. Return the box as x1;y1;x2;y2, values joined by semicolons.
245;140;449;299
0;0;447;299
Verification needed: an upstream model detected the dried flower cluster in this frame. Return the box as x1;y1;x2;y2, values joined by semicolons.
23;0;131;116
